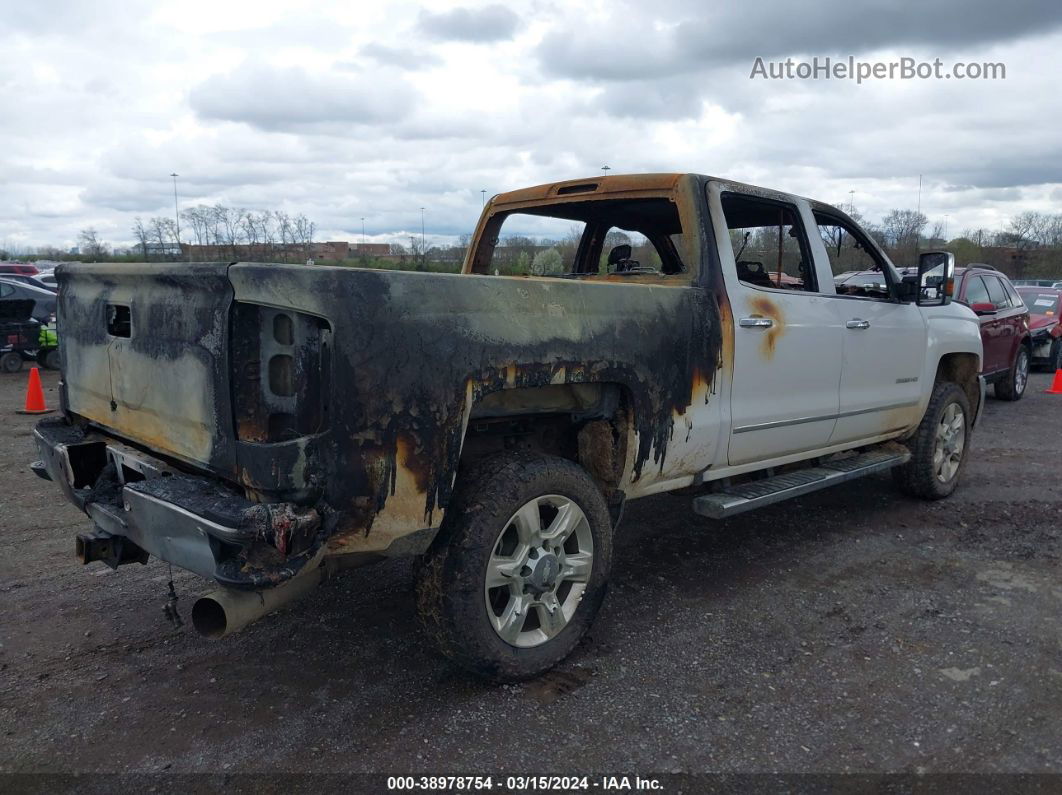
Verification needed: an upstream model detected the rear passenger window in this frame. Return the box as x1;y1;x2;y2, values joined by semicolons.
722;193;817;292
1002;279;1023;308
964;276;990;306
984;276;1009;309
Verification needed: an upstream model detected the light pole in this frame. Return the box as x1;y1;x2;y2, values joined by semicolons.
944;215;949;240
848;190;855;214
481;189;486;207
361;217;365;247
601;165;610;176
420;207;425;254
170;173;181;252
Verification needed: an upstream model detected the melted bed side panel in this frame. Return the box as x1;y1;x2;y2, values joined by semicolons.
229;264;724;550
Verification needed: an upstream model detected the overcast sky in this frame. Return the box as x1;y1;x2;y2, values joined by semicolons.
3;0;1062;251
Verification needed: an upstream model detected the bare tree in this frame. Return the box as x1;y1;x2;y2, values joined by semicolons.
240;210;261;254
180;205;212;247
78;228;108;259
131;218;151;259
148;217;179;258
881;209;928;250
293;214;316;261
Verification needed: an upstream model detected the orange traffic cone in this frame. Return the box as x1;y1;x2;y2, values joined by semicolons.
17;367;54;414
1047;370;1062;395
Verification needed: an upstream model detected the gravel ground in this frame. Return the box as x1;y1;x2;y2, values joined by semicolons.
1;368;1061;777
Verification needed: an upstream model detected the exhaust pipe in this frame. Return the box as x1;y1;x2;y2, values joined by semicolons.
192;566;326;639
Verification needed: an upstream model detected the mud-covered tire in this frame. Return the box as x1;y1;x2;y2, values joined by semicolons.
892;381;971;500
1;352;23;373
414;452;613;682
994;345;1029;401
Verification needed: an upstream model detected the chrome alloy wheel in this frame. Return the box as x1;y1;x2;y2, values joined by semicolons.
484;495;594;648
1014;348;1029;395
933;402;966;483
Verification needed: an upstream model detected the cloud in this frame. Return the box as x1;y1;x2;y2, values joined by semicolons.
417;5;519;42
189;63;417;132
2;0;1062;249
537;0;1062;80
359;43;443;70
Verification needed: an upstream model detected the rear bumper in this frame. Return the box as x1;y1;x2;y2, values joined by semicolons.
33;418;321;589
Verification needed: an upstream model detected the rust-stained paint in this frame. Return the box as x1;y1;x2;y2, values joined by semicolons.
716;291;735;374
491;173;684;207
746;295;786;360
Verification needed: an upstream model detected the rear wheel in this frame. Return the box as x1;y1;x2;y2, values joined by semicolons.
39;348;60;370
1;352;23;373
414;452;612;682
892;381;971;500
995;345;1029;401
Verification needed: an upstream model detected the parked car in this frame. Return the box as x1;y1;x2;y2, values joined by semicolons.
1016;287;1062;370
953;265;1030;400
0;262;40;276
0;278;57;323
31;174;984;681
1011;279;1057;287
37;271;57;289
835;269;889;298
1053;281;1062;290
2;273;56;292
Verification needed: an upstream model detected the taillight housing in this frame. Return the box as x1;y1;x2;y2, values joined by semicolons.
230;302;331;443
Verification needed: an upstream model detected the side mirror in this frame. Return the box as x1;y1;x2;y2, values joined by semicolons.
916;251;956;306
970;302;997;316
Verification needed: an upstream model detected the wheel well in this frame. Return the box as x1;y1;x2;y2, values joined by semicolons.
460;383;632;493
935;352;979;411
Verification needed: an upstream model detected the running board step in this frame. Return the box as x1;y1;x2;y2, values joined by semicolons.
692;445;911;520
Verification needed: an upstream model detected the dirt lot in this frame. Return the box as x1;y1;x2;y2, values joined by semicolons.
2;368;1061;777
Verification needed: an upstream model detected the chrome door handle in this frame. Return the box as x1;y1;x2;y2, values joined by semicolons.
846;319;871;329
739;317;773;328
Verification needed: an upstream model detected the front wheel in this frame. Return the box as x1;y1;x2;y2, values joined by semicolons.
995;345;1029;401
892;381;972;500
414;452;613;682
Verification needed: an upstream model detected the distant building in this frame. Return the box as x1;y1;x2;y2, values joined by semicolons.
146;242;183;257
349;243;391;257
178;240;372;261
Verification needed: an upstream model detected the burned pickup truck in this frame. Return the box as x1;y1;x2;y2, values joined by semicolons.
34;174;985;680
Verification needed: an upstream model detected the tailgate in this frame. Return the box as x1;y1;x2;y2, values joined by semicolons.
57;262;237;474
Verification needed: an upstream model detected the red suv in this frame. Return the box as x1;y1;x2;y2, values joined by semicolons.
954;265;1031;400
